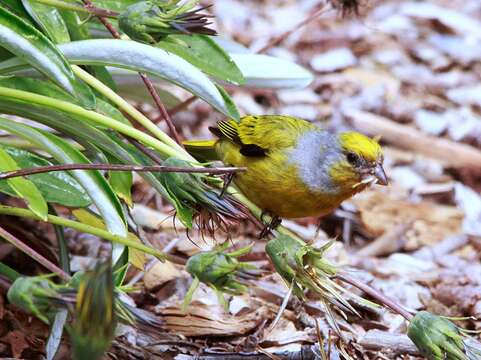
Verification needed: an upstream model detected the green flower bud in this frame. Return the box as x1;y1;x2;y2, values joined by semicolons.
70;261;116;360
266;234;357;315
119;0;216;44
183;243;255;309
408;311;471;360
7;275;60;323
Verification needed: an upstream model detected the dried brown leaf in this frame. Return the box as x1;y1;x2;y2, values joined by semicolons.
158;302;269;337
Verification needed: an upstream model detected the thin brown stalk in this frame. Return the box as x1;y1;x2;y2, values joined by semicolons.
337;272;413;321
167;95;198;116
0;226;70;281
139;73;183;145
83;0;121;37
257;3;330;54
81;0;182;145
0;164;246;180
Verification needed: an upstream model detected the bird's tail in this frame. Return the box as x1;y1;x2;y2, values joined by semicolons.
182;139;219;161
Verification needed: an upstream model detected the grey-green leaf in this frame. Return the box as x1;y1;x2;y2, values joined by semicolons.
157;34;244;85
0;6;95;108
58;39;240;120
230;53;314;89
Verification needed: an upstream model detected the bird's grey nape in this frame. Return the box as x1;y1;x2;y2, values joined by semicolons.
287;130;341;194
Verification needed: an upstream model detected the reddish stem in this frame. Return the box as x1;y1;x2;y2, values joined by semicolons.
0;163;245;180
0;226;70;281
257;4;330;54
337;272;413;321
139;73;183;145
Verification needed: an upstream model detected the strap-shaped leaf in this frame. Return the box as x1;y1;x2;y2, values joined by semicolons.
57;39;239;120
0;5;95;108
0;117;127;238
157;34;244;85
229;53;314;89
0;146;48;220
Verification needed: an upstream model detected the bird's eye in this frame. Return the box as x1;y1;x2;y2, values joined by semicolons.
346;152;360;166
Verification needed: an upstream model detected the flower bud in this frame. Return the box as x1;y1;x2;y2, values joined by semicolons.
119;0;216;44
183;243;254;309
70;261;116;360
7;275;60;323
408;311;471;360
266;234;356;314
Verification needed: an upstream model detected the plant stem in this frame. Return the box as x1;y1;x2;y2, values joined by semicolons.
0;205;165;260
257;3;330;54
0;225;70;281
72;66;187;157
167;95;197;116
139;72;183;146
0;87;180;160
337;272;414;321
31;0;119;18
0;164;245;180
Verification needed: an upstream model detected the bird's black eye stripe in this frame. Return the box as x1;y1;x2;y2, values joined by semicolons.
346;152;360;166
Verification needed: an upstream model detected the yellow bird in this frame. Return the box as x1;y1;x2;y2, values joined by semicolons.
184;115;387;222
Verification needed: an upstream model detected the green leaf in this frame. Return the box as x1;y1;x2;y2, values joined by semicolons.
91;0;138;13
0;47;13;62
0;5;95;108
73;209;145;270
0;118;127;238
105;154;132;207
58;39;239;120
0;146;48;220
109;170;132;206
21;0;70;43
216;84;240;121
1;1;33;21
157;34;244;85
58;8;89;41
0;76;78;104
95;98;131;126
0;145;91;208
0;76;127;126
229;53;314;89
60;10;117;91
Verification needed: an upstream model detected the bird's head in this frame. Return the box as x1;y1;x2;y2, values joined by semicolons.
330;131;387;192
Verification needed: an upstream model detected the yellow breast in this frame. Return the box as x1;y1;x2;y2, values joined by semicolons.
216;140;348;219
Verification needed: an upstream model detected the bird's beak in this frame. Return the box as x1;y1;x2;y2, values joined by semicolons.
374;164;388;185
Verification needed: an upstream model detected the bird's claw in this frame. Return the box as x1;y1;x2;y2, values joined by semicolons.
259;214;282;239
219;172;235;198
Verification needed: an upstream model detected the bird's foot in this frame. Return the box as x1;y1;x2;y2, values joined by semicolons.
219;172;235;198
259;213;282;239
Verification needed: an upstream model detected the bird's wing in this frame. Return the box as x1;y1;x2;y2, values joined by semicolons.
210;115;316;157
